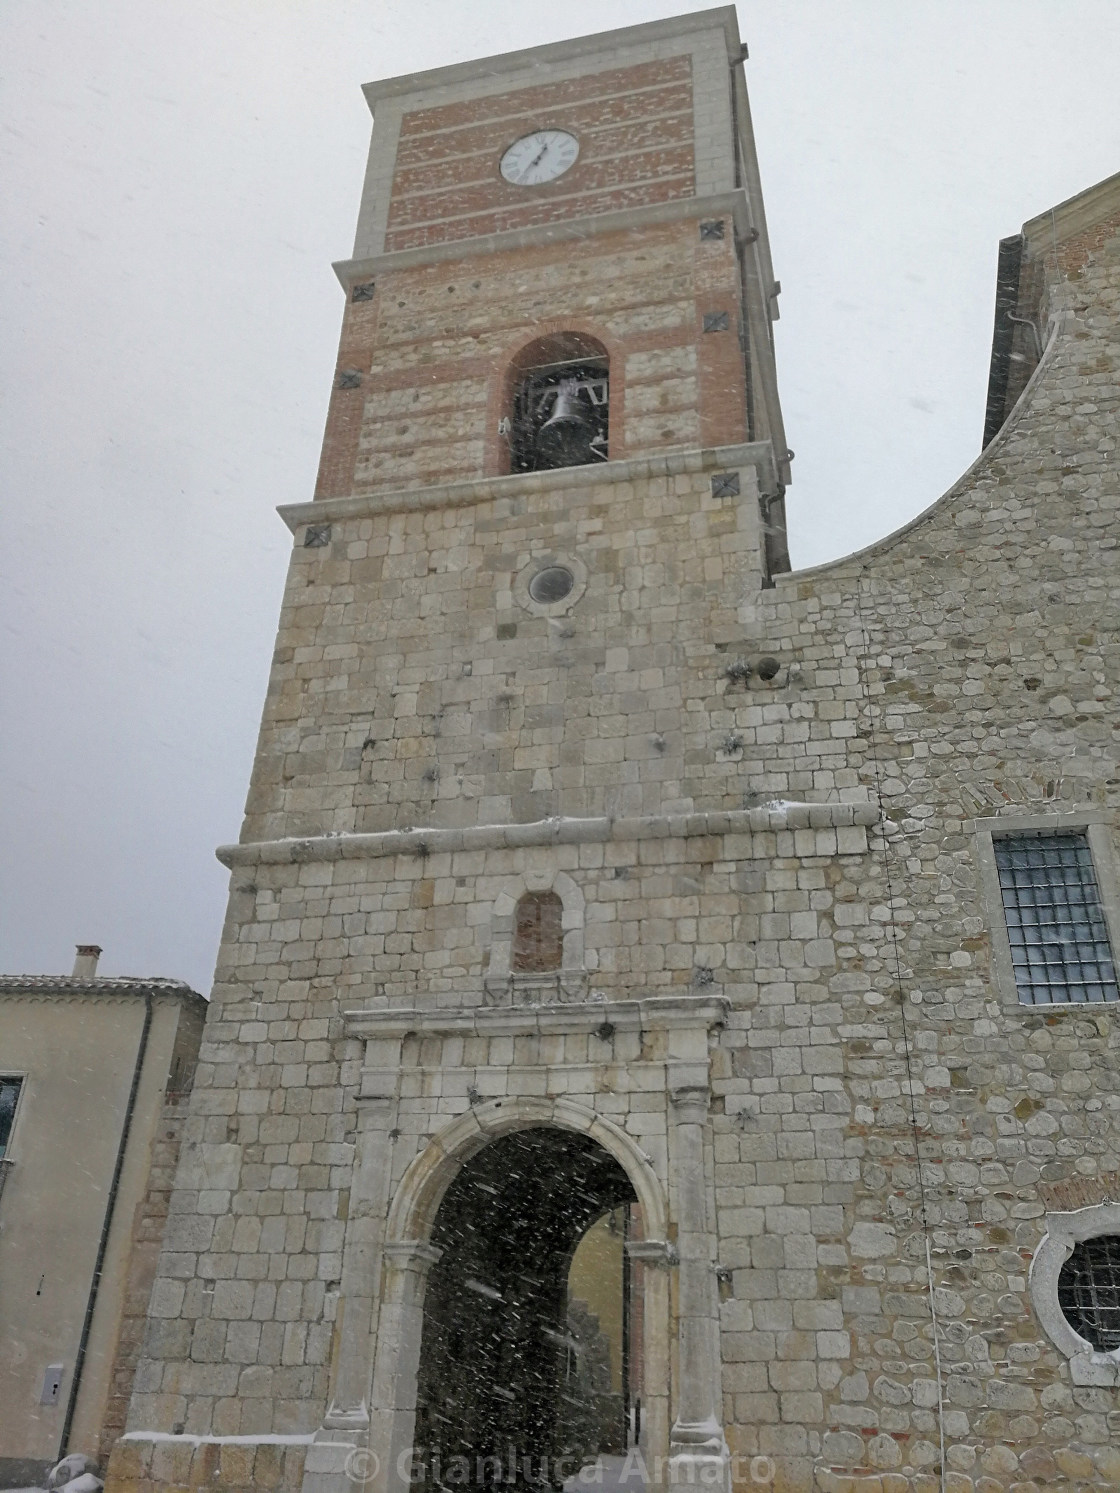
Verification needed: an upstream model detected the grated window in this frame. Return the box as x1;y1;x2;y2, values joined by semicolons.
993;832;1118;1004
1058;1234;1120;1352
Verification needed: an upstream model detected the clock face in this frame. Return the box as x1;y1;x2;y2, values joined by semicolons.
499;130;580;187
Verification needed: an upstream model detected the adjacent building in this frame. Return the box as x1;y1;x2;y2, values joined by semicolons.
0;949;205;1486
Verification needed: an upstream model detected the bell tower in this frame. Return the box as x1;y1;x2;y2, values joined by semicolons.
245;5;790;849
108;12;797;1493
317;8;788;511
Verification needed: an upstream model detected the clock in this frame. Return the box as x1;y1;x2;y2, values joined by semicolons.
499;130;580;187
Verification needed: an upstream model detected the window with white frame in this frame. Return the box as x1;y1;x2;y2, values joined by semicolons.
972;815;1120;1010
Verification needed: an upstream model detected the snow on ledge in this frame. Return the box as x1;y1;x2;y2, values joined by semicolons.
120;1432;319;1447
217;801;881;867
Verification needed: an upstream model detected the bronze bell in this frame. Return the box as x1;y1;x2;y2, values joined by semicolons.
536;379;595;468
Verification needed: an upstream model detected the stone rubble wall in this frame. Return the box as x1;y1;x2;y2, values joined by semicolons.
729;221;1120;1486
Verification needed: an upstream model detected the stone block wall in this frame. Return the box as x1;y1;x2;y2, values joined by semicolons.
254;444;773;843
99;1095;194;1466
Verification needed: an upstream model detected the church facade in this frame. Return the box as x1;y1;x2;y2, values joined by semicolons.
105;10;1120;1493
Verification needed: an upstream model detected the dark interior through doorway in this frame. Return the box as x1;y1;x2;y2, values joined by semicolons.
414;1128;638;1488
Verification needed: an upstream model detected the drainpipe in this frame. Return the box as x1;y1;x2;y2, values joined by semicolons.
58;987;154;1459
1005;308;1043;360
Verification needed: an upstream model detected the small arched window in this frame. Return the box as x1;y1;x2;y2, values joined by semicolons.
511;891;564;973
506;333;609;474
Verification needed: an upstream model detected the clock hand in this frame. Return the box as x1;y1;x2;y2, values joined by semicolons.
513;144;548;185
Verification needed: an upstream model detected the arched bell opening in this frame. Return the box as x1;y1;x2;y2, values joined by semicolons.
413;1127;639;1489
503;333;609;474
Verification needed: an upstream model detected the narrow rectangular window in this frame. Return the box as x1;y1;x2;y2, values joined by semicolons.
0;1077;23;1158
993;832;1119;1004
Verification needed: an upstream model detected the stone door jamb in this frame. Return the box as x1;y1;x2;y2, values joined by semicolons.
327;995;726;1493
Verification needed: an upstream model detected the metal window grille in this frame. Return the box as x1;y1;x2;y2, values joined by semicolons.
993;832;1118;1005
1057;1234;1120;1352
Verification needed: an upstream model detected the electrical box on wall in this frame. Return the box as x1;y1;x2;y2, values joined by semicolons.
40;1362;65;1406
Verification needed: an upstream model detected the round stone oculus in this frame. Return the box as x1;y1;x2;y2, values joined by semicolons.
528;565;575;604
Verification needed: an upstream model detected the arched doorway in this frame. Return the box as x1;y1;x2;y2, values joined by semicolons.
357;1096;675;1493
413;1128;637;1488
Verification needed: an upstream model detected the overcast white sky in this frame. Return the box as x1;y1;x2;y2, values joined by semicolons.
2;1;1118;992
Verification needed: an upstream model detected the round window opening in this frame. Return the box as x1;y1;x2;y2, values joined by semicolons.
1058;1233;1120;1352
528;565;575;605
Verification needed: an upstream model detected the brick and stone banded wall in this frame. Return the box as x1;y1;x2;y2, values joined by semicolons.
315;219;747;497
1044;201;1120;284
384;57;696;252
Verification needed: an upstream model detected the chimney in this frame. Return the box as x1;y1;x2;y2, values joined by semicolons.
72;944;103;979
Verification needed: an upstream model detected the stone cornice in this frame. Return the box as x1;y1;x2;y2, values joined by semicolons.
345;994;730;1042
217;801;879;868
360;9;741;107
334;190;756;284
279;441;778;533
1022;168;1120;255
